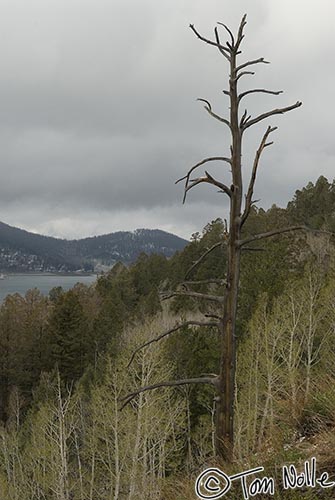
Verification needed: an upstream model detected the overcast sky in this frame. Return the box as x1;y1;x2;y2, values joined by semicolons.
0;0;333;240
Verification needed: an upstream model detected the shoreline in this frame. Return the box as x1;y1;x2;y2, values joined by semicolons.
1;272;97;277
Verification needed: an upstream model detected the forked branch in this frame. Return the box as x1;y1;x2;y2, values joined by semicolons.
181;172;232;203
241;125;277;226
176;157;231;204
176;157;231;184
190;14;247;61
127;320;219;368
189;24;231;61
240;109;251;128
235;14;247;50
120;376;218;409
214;27;232;59
242;101;302;130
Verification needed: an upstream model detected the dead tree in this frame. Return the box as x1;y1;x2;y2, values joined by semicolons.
122;14;305;462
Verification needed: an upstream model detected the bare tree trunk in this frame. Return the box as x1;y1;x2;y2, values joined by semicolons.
113;387;121;500
215;47;243;461
128;390;144;500
56;374;70;500
74;431;84;500
216;227;241;459
89;434;96;500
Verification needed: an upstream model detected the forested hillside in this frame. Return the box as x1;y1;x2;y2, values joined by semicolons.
0;177;335;499
0;222;187;272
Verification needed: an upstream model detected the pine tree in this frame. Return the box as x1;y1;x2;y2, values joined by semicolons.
49;291;88;384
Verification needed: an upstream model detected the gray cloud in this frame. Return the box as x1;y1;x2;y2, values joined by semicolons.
0;0;333;239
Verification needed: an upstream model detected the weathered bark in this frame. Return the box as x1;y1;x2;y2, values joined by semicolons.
214;45;243;460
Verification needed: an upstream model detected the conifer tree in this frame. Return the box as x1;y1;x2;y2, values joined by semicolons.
50;290;88;383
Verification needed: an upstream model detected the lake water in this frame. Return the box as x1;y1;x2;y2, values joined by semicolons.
0;274;97;302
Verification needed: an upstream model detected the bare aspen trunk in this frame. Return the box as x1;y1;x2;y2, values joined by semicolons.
186;392;193;470
74;431;84;500
288;302;299;421
257;306;279;450
250;344;260;452
57;377;70;500
128;391;144;500
304;273;321;404
89;439;96;500
113;387;121;500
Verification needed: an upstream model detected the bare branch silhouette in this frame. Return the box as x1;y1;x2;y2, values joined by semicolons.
127;320;219;368
120;376;218;409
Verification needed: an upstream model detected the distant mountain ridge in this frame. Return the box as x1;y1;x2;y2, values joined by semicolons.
0;221;188;272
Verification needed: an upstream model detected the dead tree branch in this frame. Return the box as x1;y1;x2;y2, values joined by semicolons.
182;172;232;203
181;279;226;286
236;57;270;72
176;157;231;204
197;99;231;129
205;171;231;195
235;71;255;82
214;27;232;59
238;225;308;247
185;241;226;279
242;101;302;130
238;89;283;102
176;157;231;185
239;226;335;247
160;290;224;304
189;24;231;61
241;125;277;225
217;22;235;47
127;320;219;368
120;376;218;409
240;109;252;128
235;14;247;50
